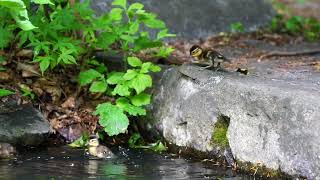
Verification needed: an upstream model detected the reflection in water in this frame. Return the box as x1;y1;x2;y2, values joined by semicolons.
0;146;252;179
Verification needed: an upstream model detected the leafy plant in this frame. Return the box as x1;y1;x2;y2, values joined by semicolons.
269;1;320;41
128;133;167;153
19;84;35;100
0;88;15;97
230;22;245;33
0;0;52;30
82;56;161;136
270;15;320;41
69;132;90;148
78;0;173;136
0;0;174;141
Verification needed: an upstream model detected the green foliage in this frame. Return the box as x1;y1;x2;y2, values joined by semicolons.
19;84;35;100
212;115;230;148
128;133;167;153
269;1;320;41
0;27;13;49
0;88;15;97
69;132;90;148
270;15;320;41
0;0;47;30
94;103;129;136
230;22;245;33
81;56;160;135
0;0;174;138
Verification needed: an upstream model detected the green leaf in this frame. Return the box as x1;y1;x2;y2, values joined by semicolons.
149;64;161;72
97;32;117;48
133;36;162;52
127;57;142;67
120;34;135;43
130;92;150;106
149;141;167;152
109;8;123;21
130;74;152;94
111;0;126;8
57;48;77;64
140;62;151;73
116;97;146;116
112;83;130;96
107;72;125;85
90;81;108;93
128;3;144;12
39;57;50;74
128;132;144;148
68;132;89;148
129;21;139;34
0;0;25;10
157;46;174;58
230;22;245;33
31;0;54;5
0;88;15;97
143;19;166;29
0;27;13;49
123;69;138;80
156;29;176;40
2;0;38;31
79;69;102;86
94;103;129;136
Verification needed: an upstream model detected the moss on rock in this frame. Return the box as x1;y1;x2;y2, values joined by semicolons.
211;115;230;148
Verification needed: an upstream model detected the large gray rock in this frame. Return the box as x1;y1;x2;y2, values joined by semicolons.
146;65;320;179
0;98;51;146
90;0;275;39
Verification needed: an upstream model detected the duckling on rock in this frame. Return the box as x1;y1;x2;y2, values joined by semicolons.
190;45;231;71
88;135;114;159
0;143;16;159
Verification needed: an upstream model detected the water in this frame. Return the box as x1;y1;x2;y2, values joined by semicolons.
0;146;253;179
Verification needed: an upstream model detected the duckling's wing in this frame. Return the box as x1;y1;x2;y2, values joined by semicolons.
212;50;231;63
97;146;114;158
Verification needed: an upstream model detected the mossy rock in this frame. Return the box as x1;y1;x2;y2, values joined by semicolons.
211;115;230;148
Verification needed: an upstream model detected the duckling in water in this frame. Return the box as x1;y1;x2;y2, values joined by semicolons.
0;143;16;159
88;135;114;159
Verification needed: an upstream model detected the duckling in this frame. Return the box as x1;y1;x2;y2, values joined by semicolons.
190;45;231;71
88;135;114;159
0;143;16;159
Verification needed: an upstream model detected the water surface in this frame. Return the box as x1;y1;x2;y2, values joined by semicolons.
0;146;254;179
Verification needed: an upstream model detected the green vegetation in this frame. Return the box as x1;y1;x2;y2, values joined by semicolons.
0;0;40;30
270;0;320;41
128;133;167;152
0;0;175;140
230;22;245;33
19;84;35;100
0;88;15;97
69;132;90;148
211;115;230;148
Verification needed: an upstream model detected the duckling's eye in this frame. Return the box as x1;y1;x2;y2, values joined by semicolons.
191;50;198;55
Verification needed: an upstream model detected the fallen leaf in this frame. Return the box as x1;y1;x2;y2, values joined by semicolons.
16;49;33;58
61;96;76;109
0;72;12;83
17;62;40;77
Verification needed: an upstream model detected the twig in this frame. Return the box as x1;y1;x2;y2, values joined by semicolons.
258;49;320;62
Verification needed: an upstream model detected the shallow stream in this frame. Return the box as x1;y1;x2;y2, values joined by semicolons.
0;146;253;179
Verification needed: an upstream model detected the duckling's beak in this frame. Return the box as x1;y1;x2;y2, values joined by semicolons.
191;55;201;63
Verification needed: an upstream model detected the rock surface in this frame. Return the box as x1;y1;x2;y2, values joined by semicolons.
145;64;320;179
90;0;274;39
0;98;51;146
